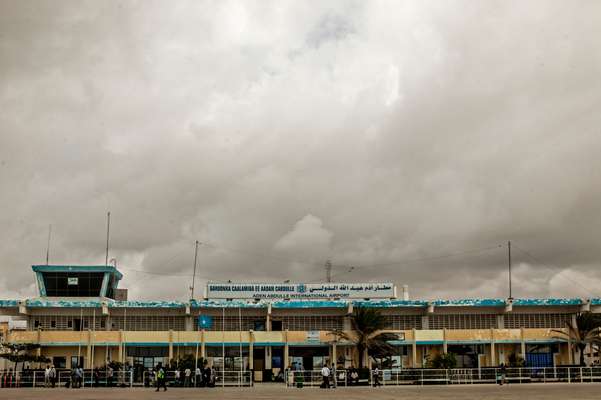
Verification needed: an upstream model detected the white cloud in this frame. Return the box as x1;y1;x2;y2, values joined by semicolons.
0;1;600;300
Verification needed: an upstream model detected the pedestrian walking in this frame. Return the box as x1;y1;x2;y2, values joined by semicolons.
320;364;330;389
498;363;507;386
372;366;381;387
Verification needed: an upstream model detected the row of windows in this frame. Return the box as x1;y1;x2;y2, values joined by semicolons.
385;315;423;330
31;315;105;331
280;316;344;331
203;316;262;331
504;313;572;329
429;314;498;330
110;316;186;331
27;313;576;331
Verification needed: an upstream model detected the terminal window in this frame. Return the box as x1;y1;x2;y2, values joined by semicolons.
42;272;105;297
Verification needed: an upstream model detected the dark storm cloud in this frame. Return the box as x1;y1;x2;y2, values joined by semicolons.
1;0;600;301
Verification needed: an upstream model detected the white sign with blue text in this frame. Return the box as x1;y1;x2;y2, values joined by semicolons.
205;282;396;299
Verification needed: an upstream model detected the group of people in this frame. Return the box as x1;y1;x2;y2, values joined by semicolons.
316;365;381;388
66;366;84;388
42;365;57;387
0;369;21;388
152;363;216;391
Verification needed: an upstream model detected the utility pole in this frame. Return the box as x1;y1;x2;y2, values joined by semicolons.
46;224;52;265
508;240;512;300
105;212;111;266
191;240;199;300
325;260;332;283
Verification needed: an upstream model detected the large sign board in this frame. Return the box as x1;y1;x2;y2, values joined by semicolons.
205;282;396;299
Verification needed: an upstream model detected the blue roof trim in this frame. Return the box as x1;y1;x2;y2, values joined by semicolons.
512;298;582;306
111;300;186;308
191;299;267;309
272;300;347;309
353;299;427;308
433;299;505;307
0;297;592;309
26;299;105;308
32;265;123;280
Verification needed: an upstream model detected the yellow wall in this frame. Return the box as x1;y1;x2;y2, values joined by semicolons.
7;328;577;368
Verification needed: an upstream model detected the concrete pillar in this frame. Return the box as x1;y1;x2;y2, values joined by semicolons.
421;315;429;330
497;314;504;329
249;331;254;371
200;329;206;358
442;329;447;354
520;328;526;360
118;330;124;362
490;328;496;366
265;347;272;369
86;329;92;368
36;329;42;356
169;330;174;361
332;341;337;367
284;330;289;368
266;303;272;331
412;328;417;368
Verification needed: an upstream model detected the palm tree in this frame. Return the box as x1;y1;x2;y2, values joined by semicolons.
330;306;399;368
0;343;48;371
552;312;601;366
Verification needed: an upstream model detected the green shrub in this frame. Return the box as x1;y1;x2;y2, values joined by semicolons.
426;352;457;369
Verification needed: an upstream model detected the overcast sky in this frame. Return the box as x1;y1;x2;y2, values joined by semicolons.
1;0;600;301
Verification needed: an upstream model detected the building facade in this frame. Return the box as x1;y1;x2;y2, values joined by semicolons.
0;265;599;382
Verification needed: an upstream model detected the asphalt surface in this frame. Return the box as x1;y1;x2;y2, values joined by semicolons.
0;383;599;400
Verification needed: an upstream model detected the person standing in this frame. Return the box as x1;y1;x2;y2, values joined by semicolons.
93;368;100;387
174;369;180;387
49;365;56;388
202;365;210;387
320;364;330;389
155;364;167;392
78;366;84;388
195;365;202;387
106;365;114;387
70;367;77;388
44;365;50;388
184;367;191;387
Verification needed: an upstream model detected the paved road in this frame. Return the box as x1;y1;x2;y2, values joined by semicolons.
0;384;599;400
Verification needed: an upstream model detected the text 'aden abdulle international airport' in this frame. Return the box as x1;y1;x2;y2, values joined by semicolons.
1;264;601;385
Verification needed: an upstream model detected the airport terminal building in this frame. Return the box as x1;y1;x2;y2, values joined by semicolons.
1;265;599;382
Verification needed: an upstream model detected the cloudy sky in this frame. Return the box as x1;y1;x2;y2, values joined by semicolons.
1;0;600;301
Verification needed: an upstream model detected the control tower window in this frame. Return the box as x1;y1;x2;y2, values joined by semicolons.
43;272;105;297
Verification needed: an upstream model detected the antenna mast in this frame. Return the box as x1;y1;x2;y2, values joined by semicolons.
46;224;52;265
191;240;199;299
105;212;111;266
325;260;332;283
508;240;512;300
